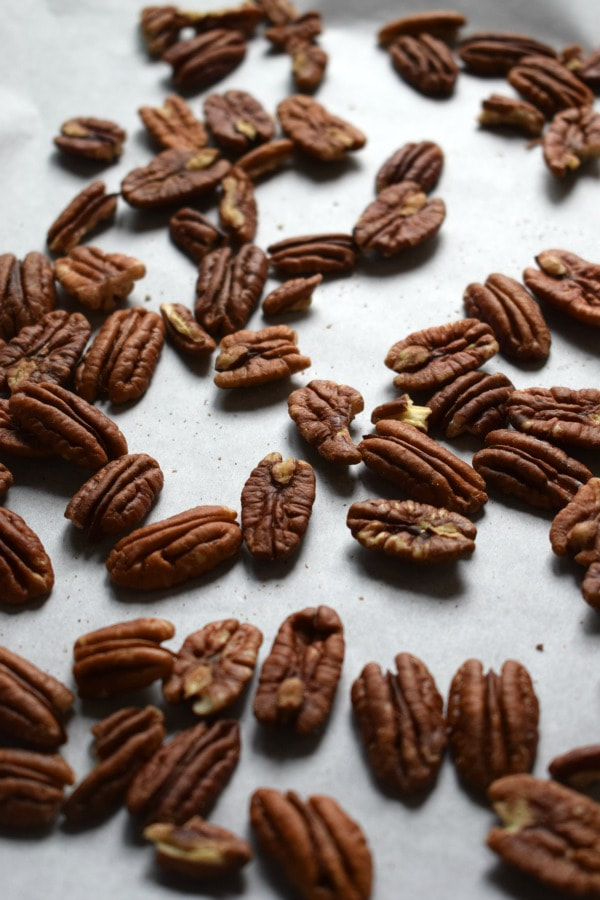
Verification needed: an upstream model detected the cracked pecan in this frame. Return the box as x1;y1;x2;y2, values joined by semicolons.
162;29;247;92
549;744;600;789
253;605;344;734
163;619;263;715
351;653;446;793
508;55;594;117
375;141;444;194
140;6;186;56
186;2;263;36
138;95;208;151
237;138;294;180
543;107;600;178
47;181;118;255
478;93;545;136
389;33;459;97
169;208;225;264
370;394;431;430
160;303;216;355
241;453;316;560
0;398;53;458
524;249;600;327
204;90;275;155
145;817;252;879
121;148;230;209
214;324;310;388
218;166;257;244
262;273;322;315
195;245;268;338
0;252;56;342
0;748;74;829
54;246;146;311
378;10;467;46
127;719;240;825
277;94;366;161
426;370;514;439
448;658;539;794
288;39;328;92
0;508;54;607
287;380;364;465
250;788;372;900
353;181;446;257
506;386;600;449
347;499;477;563
256;0;299;25
550;477;600;610
54;117;126;162
106;505;242;589
74;307;164;404
268;233;356;275
458;32;556;75
265;11;321;48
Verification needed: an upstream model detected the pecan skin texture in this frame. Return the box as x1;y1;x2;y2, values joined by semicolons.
195;245;268;339
219;166;257;244
162;29;247;92
277;94;366;162
478;93;545;137
169;208;225;264
353;180;446;257
375;141;444;194
237;138;294;180
0;398;53;458
347;499;477;563
426;370;514;439
506;386;600;449
549;744;600;790
389;33;459;97
378;10;467;46
203;90;275;155
241;453;316;560
351;653;446;794
160;303;216;355
287;379;364;465
253;605;344;735
144;817;252;878
0;748;74;829
508;55;595;118
262;273;322;315
0;252;56;342
54;117;126;162
0;508;54;607
54;246;146;312
524;249;600;328
250;788;372;900
458;32;556;75
448;659;539;794
267;233;356;276
74;307;165;405
163;619;263;716
138;94;208;151
550;478;600;610
106;505;242;590
214;325;311;388
543;107;600;178
121;148;230;209
47;181;118;255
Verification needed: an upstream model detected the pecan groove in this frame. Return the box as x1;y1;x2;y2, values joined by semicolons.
287;380;364;465
54;246;146;311
0;748;74;829
0;252;56;342
506;386;600;449
121;148;230;209
375;141;444;194
267;233;356;275
508;55;595;117
353;181;446;257
458;32;556;75
277;94;366;162
426;371;514;438
138;94;208;151
543;107;600;178
389;34;459;97
140;6;187;56
195;245;268;339
47;181;118;255
162;29;247;92
214;325;311;388
523;249;600;328
0;508;54;607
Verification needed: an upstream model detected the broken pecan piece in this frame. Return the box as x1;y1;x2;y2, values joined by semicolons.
426;371;514;439
267;233;356;275
54;116;126;162
370;394;431;431
0;508;54;607
549;744;600;789
253;605;344;734
389;33;459;97
162;29;247;92
277;94;366;162
218;166;257;244
262;273;322;315
288;39;328;92
506;386;600;449
550;477;600;610
144;816;252;878
0;748;74;829
265;11;321;48
543;107;600;178
203;90;275;155
121;148;230;209
195;245;268;339
138;94;208;151
287;379;364;465
477;93;545;137
47;181;118;255
523;249;600;328
236;138;294;180
169;208;225;264
353;181;446;257
160;303;216;355
378;10;467;46
214;324;311;388
54;246;146;311
0;252;56;342
508;55;594;117
458;32;556;75
185;2;263;36
375;141;444;194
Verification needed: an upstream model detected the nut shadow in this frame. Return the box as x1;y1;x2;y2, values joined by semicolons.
486;859;571;900
213;378;304;413
290;151;364;184
357;234;443;279
344;542;468;599
145;861;248;897
545;160;600;204
239;545;307;583
285;423;362;498
530;302;600;360
49;148;118;180
106;553;241;604
250;719;328;760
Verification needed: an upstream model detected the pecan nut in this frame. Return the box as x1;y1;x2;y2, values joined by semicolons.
144;817;253;878
162;29;247;92
54;245;146;311
287;379;364;465
550;477;600;609
478;93;545;136
447;658;539;794
185;3;263;37
375;141;444;194
0;398;53;459
543;107;600;177
54;116;126;162
508;55;595;117
370;394;431;431
458;32;556;75
106;505;242;589
0;252;56;342
389;34;459;97
47;181;118;255
253;605;344;734
262;273;322;315
426;370;514;438
256;0;299;25
195;245;268;339
138;94;208;151
140;5;186;56
218;166;257;244
378;10;467;46
0;508;54;607
265;11;322;49
351;653;446;793
506;386;600;449
569;47;600;90
353;181;446;257
277;94;366;162
0;462;12;497
0;748;74;829
241;453;316;560
523;249;600;328
203;90;275;155
267;233;356;275
169;208;225;264
236;138;294;180
549;743;600;789
163;619;263;715
160;303;216;355
214;324;311;388
288;39;328;92
121;148;230;209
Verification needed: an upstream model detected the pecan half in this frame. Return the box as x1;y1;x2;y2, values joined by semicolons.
351;653;446;793
74;307;164;404
277;94;366;162
253;605;344;734
346;499;477;563
506;387;600;449
121;148;230;209
385;319;498;391
185;2;263;36
378;10;467;46
160;303;216;355
236;138;295;180
214;324;311;388
524;249;600;328
370;394;431;431
543;107;600;178
195;245;268;338
0;252;56;342
138;95;208;151
478;94;545;137
145;817;252;878
250;788;372;900
47;181;118;255
203;90;275;155
0;748;74;829
389;34;459;97
9;382;128;469
353;181;446;257
162;30;247;92
218;167;257;244
54;246;146;311
358;420;488;516
487;775;600;895
570;47;600;91
255;0;299;25
0;398;53;458
65;453;164;539
448;659;539;794
140;6;186;56
288;39;328;92
426;370;514;438
267;233;356;275
72;618;175;699
262;273;322;315
458;32;556;75
241;453;316;560
0;310;91;393
169;208;225;264
106;505;242;589
127;719;240;825
265;11;321;48
163;619;263;715
550;478;600;610
508;56;594;117
375;141;444;194
287;379;364;465
54;117;126;162
0;508;54;607
549;744;600;789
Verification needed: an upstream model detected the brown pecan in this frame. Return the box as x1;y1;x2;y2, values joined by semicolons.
236;138;295;180
508;56;595;118
346;499;477;563
478;93;545;137
370;394;431;431
385;319;498;392
241;453;316;560
162;30;247;92
127;719;240;824
262;273;322;315
138;95;208;151
0;645;73;748
74;308;164;405
121;148;230;209
549;744;600;789
506;386;600;449
543;107;600;178
448;659;539;794
358;420;488;516
583;561;600;608
426;370;514;439
9;382;128;470
195;245;268;339
253;605;344;734
65;453;164;539
203;90;275;155
265;11;321;48
250;788;372;900
288;39;328;92
0;252;56;342
160;303;216;355
169;208;225;264
0;310;91;393
287;379;364;465
140;6;186;56
267;233;356;275
54;246;146;312
353;181;446;257
473;428;592;510
54;117;126;162
47;181;118;255
378;10;467;46
0;398;53;458
550;478;600;610
214;324;311;388
72;618;175;699
570;47;600;91
375;141;444;194
144;816;252;878
389;34;459;97
0;462;12;497
458;32;556;75
523;249;600;328
218;167;257;244
255;0;299;25
62;706;165;824
163;619;263;715
106;505;242;590
185;2;264;36
487;775;600;895
351;653;446;793
0;508;54;607
277;94;366;162
0;748;74;829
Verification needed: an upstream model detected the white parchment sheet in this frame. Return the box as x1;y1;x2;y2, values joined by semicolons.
1;1;600;897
